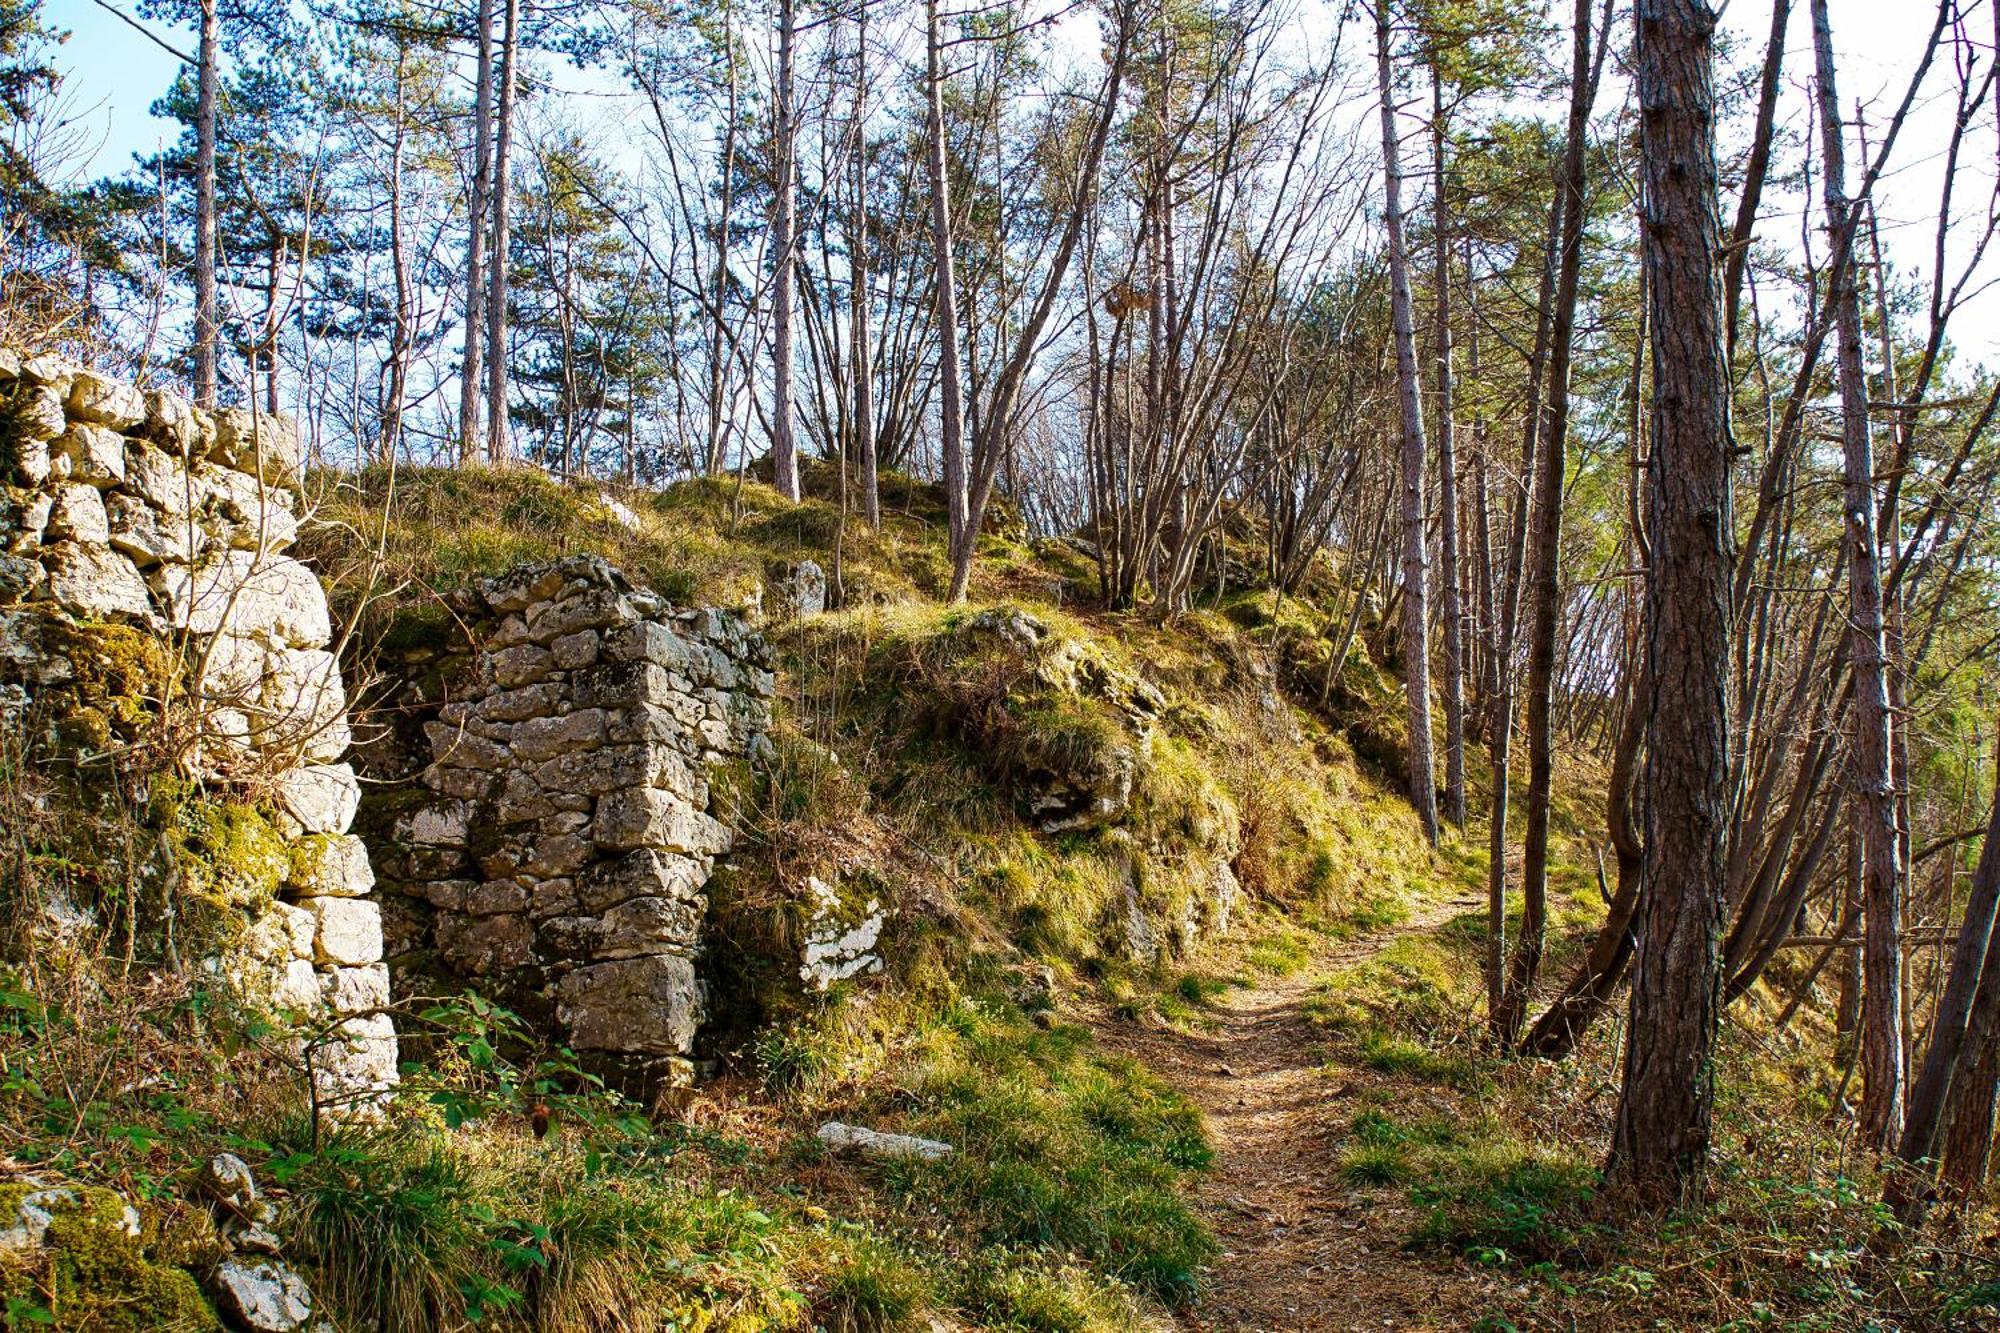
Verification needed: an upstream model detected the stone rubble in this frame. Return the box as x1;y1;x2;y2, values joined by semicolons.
0;355;396;1106
378;555;774;1091
816;1121;955;1162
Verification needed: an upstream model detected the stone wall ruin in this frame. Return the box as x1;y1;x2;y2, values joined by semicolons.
365;556;774;1091
0;352;397;1104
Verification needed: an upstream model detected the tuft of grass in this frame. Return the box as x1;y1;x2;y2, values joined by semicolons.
1340;1142;1414;1186
1356;1030;1487;1092
1408;1140;1599;1262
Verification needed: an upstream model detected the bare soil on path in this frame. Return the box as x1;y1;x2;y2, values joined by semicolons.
1090;892;1508;1333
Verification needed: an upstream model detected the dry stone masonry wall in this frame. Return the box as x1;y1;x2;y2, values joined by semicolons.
379;556;774;1091
0;352;397;1105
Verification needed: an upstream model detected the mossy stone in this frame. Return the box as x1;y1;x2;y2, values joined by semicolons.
0;1185;220;1332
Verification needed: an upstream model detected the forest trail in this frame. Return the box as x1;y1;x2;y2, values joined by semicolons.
1092;891;1501;1333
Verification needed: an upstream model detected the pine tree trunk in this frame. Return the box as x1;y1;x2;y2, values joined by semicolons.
1373;4;1439;845
929;0;970;600
1497;0;1601;1044
1605;0;1733;1215
852;4;878;528
193;0;220;406
769;0;801;500
461;0;494;463
1809;0;1905;1150
1432;75;1467;831
1892;747;2000;1211
485;0;520;466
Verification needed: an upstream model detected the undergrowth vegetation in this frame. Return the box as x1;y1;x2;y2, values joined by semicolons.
6;464;1993;1330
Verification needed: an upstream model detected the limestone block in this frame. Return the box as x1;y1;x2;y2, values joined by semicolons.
534;742;694;800
397;800;471;848
549;628;599;670
42;542;153;621
154;550;330;648
303;896;382;967
44;484;107;544
781;560;825;619
196;633;265;702
213;1255;316;1332
9;435;48;486
260;646;350;761
19;352;75;392
211;407;303;490
603;620;698;672
143;387;198;450
816;1122;953;1162
436;911;533;973
590;892;705;958
124;440;205;514
526;588;639;642
105;491;201;565
208;465;299;551
320;963;390;1015
465;880;531;914
312;1012;399;1102
274;763;360;835
53;424;126;485
67;370;146;430
286;833;375;898
473;681;563;723
13;384;65;441
509;708;606;762
593;787;731;856
572;660;682;711
490;643;554;688
574;848;705;913
555;955;702;1053
272;959;321;1010
423;721;510;770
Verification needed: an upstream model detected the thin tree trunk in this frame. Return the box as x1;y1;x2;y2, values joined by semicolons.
461;0;495;463
485;0;520;466
1497;0;1603;1044
1485;196;1558;1032
1810;0;1905;1151
193;0;220;406
1374;3;1439;845
852;2;878;527
1432;73;1467;830
1939;939;2000;1201
1605;0;1733;1216
928;0;970;596
1891;736;2000;1214
770;0;801;499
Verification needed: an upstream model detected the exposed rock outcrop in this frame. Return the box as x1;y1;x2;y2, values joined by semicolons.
0;354;396;1106
368;556;774;1092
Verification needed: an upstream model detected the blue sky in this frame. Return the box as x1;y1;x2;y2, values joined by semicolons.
43;0;2000;362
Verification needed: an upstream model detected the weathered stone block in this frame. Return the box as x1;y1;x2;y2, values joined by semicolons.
303;896;382;967
592;787;731;856
45;483;107;544
53;423;126;485
555;955;701;1053
43;541;153;621
509;708;606;762
67;370;146;430
211;407;302;490
274;763;360;835
105;491;201;565
436;911;533;973
154;550;330;649
287;833;375;898
576;848;707;914
321;963;390;1014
